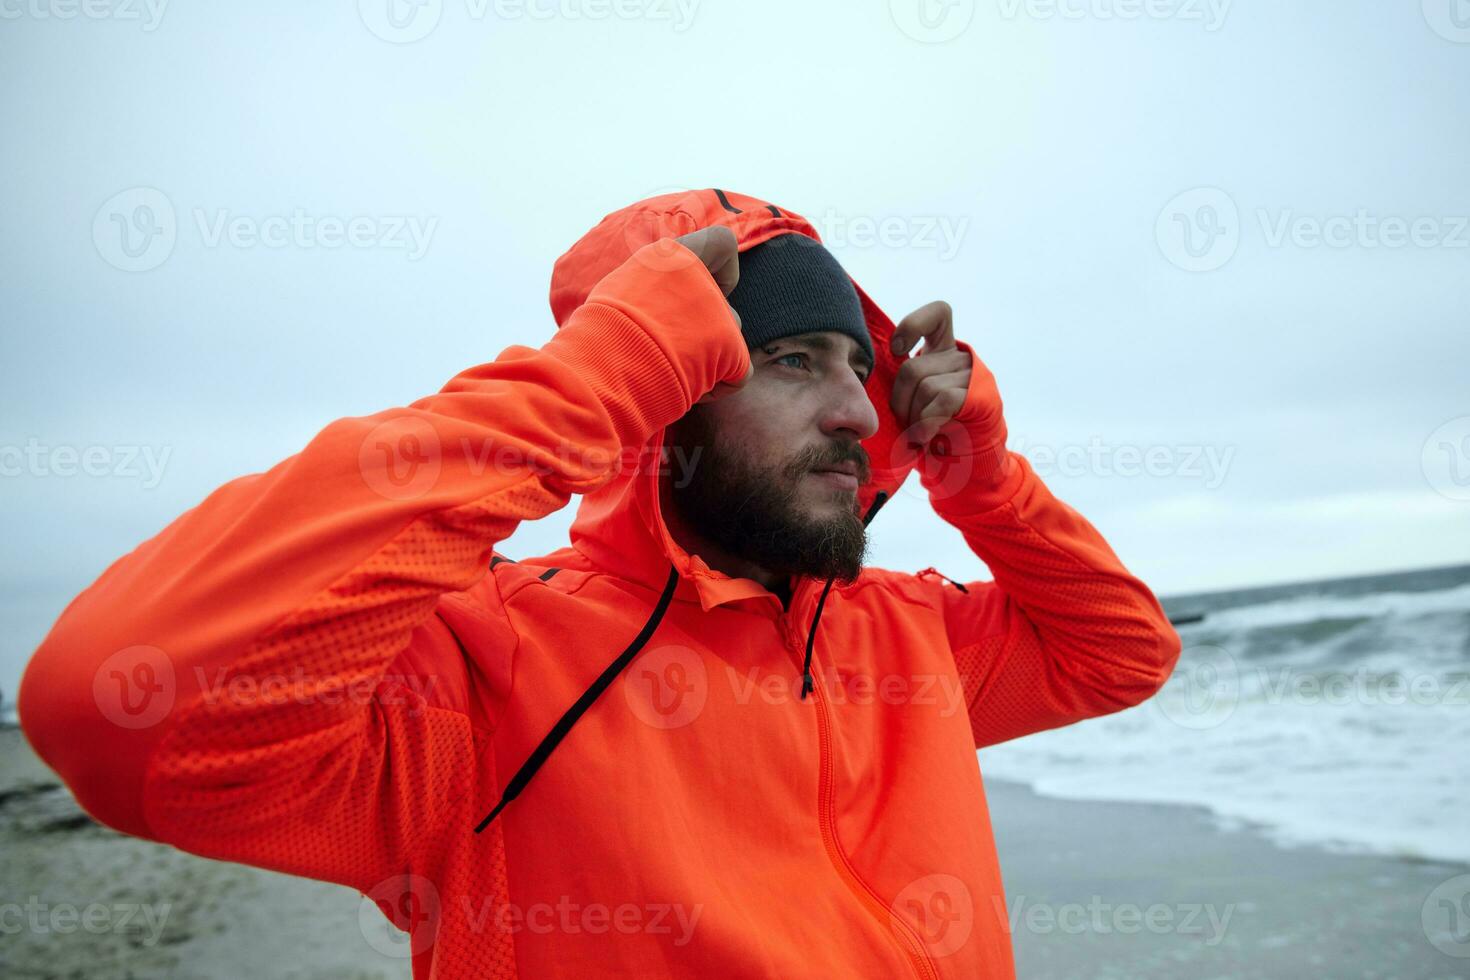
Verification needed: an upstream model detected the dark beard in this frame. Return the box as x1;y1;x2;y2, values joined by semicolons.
666;407;871;584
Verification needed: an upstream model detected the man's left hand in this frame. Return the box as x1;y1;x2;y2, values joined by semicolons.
890;300;983;450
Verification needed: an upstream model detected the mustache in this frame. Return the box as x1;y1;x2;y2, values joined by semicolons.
786;442;872;485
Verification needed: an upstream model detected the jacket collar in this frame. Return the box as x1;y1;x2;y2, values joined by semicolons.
569;426;785;613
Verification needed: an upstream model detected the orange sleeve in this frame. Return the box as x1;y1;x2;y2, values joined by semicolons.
918;346;1182;749
17;239;747;890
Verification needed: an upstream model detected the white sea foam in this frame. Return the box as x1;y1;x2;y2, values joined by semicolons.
1193;582;1470;634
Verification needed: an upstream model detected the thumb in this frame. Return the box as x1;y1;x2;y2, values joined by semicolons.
675;226;740;297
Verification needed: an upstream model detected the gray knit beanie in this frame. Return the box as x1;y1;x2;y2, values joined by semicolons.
726;233;873;362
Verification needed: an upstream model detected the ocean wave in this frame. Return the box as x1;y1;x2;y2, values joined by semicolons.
981;571;1470;865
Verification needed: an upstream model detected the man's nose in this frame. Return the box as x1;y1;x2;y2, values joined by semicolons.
819;370;880;443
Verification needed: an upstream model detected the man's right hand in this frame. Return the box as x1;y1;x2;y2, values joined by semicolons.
674;226;752;404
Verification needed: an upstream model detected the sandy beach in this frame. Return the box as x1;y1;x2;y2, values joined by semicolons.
1;726;1465;978
987;775;1469;980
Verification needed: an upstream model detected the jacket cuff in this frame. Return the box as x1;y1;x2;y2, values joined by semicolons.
918;340;1024;513
543;239;750;448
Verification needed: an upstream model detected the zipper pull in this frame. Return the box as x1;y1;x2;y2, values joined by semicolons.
918;567;969;594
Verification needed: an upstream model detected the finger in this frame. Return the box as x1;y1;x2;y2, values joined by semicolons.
675;226;740;296
890;352;969;429
902;370;969;441
694;348;754;405
889;300;954;357
703;227;740;296
695;382;735;405
909;386;969;446
694;360;753;404
889;352;970;429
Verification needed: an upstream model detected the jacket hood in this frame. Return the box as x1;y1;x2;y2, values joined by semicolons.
550;188;918;610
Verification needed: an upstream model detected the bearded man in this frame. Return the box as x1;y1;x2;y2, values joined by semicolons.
20;189;1181;979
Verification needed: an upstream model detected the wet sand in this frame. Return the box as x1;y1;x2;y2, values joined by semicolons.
985;774;1469;979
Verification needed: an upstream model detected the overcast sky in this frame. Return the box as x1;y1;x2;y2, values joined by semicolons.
2;1;1468;700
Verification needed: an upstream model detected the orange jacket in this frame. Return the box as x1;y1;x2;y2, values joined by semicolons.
19;189;1181;979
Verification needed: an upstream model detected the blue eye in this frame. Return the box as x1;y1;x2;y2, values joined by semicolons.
775;353;807;370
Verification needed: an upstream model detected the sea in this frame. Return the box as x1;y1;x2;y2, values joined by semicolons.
978;561;1470;865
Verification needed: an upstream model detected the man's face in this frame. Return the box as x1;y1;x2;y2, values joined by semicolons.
666;330;880;584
